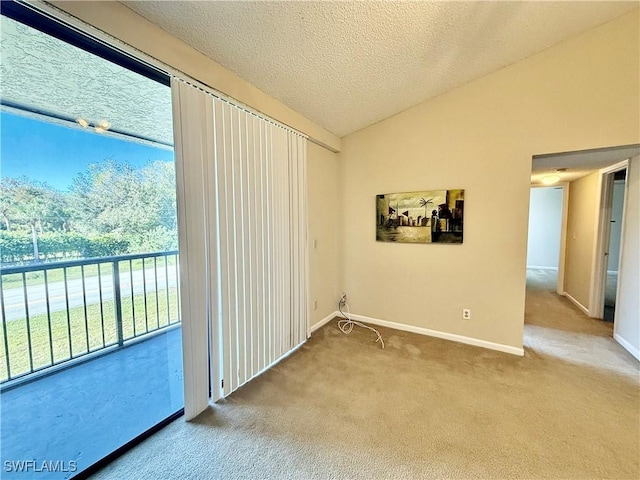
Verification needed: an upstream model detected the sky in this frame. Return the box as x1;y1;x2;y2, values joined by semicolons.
0;111;174;191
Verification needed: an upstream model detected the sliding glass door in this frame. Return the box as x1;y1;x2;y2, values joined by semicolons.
0;4;183;477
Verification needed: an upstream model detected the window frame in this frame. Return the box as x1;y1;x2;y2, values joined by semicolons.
1;0;169;87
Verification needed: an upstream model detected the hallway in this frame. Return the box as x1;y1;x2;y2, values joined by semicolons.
524;268;636;375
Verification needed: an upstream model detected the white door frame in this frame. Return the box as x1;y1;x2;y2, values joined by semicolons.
556;182;569;295
588;159;629;320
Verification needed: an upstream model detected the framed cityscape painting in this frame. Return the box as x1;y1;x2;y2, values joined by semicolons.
376;189;464;244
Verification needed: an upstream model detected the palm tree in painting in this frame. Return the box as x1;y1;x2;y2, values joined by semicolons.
419;197;433;220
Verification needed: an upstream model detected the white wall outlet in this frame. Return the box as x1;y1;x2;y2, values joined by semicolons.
313;300;318;310
462;309;471;320
339;293;347;305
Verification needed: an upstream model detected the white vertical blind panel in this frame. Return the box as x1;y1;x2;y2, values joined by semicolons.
300;136;309;343
298;136;304;344
234;108;247;388
171;79;213;420
209;98;225;401
273;127;281;358
266;125;275;367
282;128;290;356
218;99;236;397
229;107;241;392
249;115;261;375
271;126;281;361
283;128;293;355
276;127;288;358
286;130;294;354
244;114;253;377
245;114;254;376
213;98;231;398
270;126;278;360
202;94;221;403
290;134;299;348
258;120;269;372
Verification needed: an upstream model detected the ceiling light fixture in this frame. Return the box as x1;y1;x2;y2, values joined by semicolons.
94;120;111;134
541;175;561;185
76;118;111;133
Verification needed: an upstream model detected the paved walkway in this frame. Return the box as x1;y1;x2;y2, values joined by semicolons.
2;266;179;321
0;327;183;479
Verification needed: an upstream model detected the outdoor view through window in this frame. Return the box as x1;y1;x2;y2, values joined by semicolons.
1;12;183;478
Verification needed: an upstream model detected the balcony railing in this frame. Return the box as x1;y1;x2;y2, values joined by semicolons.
0;251;180;385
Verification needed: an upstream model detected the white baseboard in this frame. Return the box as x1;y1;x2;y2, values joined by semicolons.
310;311;339;333
614;333;640;361
337;312;524;356
526;265;559;271
561;292;590;315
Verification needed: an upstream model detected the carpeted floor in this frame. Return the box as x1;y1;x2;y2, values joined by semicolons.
92;269;639;479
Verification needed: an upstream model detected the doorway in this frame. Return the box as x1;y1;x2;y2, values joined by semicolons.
526;186;565;291
602;169;627;322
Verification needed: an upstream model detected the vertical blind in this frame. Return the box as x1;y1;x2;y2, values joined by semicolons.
172;78;309;419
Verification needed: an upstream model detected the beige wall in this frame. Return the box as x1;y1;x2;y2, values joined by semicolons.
50;1;341;152
307;142;341;327
615;156;640;358
339;10;640;349
564;172;600;309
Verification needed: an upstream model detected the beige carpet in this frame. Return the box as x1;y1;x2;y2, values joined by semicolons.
92;269;639;479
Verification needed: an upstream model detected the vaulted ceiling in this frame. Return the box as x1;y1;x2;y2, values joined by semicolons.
124;1;638;137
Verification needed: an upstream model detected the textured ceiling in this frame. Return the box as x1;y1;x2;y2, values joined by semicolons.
123;1;637;137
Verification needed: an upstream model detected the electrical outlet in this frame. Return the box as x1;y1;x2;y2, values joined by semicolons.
339;292;347;305
313;300;318;310
462;309;471;320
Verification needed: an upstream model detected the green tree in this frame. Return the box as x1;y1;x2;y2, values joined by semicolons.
1;177;70;231
69;160;177;252
0;177;70;261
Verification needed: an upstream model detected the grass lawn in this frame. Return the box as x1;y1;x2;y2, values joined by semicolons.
0;286;180;382
1;255;178;290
